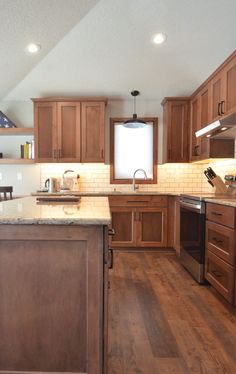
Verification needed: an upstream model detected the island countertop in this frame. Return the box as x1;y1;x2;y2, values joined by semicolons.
0;196;111;225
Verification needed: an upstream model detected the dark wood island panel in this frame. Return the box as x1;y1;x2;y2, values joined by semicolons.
0;224;108;374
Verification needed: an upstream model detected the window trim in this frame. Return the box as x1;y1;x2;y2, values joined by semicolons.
110;117;158;184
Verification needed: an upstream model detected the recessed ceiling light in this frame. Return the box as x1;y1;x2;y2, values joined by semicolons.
153;33;167;45
206;134;211;138
26;43;41;54
220;127;227;131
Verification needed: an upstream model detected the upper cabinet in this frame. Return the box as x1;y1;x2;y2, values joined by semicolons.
33;97;107;163
162;98;190;163
81;102;105;163
163;50;236;163
211;55;236;121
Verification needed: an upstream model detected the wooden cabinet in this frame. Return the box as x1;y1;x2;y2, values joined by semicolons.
188;51;236;162
190;95;201;161
198;83;212;159
205;249;235;303
0;224;108;374
162;98;190;163
81;102;105;163
190;83;235;161
33;98;106;163
211;54;236;120
109;195;168;248
205;202;236;304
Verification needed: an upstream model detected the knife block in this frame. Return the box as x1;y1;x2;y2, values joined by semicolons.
212;175;228;194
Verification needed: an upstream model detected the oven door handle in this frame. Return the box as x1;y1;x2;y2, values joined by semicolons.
180;201;202;213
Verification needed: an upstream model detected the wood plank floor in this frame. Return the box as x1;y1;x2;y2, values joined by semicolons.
107;251;236;374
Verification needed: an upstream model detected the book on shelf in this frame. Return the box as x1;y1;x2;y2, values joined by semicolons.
20;140;35;159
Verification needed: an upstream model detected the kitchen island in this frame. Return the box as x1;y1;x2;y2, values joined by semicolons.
0;196;111;374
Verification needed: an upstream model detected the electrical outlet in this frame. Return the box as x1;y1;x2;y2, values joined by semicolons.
0;173;2;181
17;172;22;181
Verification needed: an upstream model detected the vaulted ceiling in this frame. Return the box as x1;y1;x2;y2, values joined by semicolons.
2;0;236;102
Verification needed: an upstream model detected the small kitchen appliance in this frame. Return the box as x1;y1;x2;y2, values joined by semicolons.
60;170;80;191
45;178;58;193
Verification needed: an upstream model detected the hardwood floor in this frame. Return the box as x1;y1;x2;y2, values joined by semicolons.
107;251;236;374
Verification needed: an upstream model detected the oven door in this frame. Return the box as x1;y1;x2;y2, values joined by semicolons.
180;199;205;283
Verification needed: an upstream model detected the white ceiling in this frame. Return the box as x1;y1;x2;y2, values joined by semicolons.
0;0;99;99
2;0;236;102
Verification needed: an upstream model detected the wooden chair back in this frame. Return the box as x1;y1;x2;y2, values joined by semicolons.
0;186;13;200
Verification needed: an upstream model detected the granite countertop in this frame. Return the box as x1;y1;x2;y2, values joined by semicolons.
31;190;177;196
0;196;111;225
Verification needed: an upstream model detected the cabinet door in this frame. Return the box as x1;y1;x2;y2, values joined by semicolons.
81;102;105;163
34;102;57;162
224;55;236;115
211;71;224;121
190;95;201;161
165;100;189;162
57;102;81;162
137;207;168;247
199;83;211;159
109;207;136;247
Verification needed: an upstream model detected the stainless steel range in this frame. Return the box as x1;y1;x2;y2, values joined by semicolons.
179;194;213;284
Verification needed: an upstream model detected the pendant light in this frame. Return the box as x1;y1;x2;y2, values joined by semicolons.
123;90;146;128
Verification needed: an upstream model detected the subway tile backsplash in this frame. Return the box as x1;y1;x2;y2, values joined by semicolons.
39;160;236;193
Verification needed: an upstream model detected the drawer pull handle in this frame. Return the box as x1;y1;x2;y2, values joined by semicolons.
212;270;223;278
212;237;224;244
211;212;223;216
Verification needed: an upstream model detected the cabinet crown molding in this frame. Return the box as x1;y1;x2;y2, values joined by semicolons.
31;96;108;104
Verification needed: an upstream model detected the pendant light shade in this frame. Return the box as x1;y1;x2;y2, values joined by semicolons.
123;90;146;128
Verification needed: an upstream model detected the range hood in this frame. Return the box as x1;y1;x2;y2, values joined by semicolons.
195;112;236;139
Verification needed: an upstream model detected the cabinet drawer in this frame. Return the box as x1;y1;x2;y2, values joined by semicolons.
109;195;167;207
206;203;235;228
206;221;235;265
205;250;235;303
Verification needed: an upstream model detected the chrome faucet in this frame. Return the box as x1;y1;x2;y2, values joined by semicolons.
133;169;147;191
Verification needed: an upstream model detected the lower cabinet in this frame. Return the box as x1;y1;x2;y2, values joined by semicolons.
109;195;168;248
205;202;236;304
205;250;235;303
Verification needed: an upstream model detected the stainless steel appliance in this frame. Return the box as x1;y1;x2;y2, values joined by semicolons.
180;194;207;284
45;178;58;193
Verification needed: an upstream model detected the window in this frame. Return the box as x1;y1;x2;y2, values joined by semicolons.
110;117;158;184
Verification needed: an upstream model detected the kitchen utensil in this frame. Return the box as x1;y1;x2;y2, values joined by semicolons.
207;167;216;178
204;170;214;187
45;178;58;193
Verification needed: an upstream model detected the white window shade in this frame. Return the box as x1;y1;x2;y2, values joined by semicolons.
114;123;153;179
